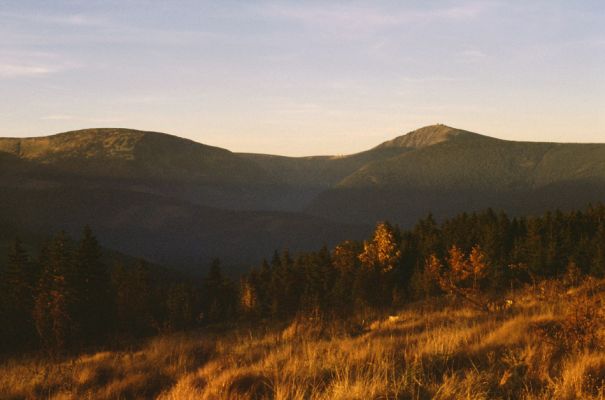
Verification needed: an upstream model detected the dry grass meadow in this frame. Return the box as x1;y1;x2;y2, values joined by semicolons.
3;279;605;400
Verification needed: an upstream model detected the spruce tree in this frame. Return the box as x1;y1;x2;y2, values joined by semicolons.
331;240;362;316
203;259;236;322
33;232;77;351
0;238;36;351
591;220;605;277
166;282;197;331
75;226;111;344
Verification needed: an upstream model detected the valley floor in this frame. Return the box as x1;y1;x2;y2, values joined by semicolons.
3;280;605;399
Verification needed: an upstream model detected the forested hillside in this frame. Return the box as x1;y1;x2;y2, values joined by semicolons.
2;125;605;270
3;205;605;356
3;205;605;399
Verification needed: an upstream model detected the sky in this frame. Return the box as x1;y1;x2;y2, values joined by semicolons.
1;1;604;156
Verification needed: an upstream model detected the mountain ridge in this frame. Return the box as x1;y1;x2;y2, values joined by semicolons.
373;124;492;150
4;124;604;160
0;127;270;185
2;124;605;270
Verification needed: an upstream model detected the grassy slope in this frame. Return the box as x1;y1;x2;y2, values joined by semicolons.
338;134;605;190
0;128;270;185
238;147;409;188
4;279;605;400
306;127;605;225
4;125;605;192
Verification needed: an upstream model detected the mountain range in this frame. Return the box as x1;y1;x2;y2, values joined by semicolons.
2;124;604;273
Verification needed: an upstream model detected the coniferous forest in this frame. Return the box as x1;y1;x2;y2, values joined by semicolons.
2;204;605;356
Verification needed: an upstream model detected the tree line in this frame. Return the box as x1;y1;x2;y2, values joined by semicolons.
2;204;605;354
0;227;237;355
240;204;605;317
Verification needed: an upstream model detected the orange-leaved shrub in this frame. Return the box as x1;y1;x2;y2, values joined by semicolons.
426;245;489;311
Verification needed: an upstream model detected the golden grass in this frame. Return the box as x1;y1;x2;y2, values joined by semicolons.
3;280;605;399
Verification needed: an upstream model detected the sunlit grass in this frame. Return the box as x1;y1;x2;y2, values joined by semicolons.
2;279;605;399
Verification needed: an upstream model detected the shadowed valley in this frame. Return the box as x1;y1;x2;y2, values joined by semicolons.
2;125;605;271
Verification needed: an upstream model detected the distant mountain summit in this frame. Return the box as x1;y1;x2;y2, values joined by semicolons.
0;128;151;160
0;128;267;184
375;124;490;150
2;124;605;271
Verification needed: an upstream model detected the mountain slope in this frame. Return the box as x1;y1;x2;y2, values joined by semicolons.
2;124;605;269
0;128;311;211
0;128;268;184
0;128;372;270
373;124;486;149
338;131;605;190
306;125;605;225
0;185;369;272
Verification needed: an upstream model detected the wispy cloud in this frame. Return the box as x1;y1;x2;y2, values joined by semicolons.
41;115;125;123
0;11;107;27
458;49;487;63
0;49;81;79
401;76;471;83
260;2;490;32
41;115;76;121
0;63;53;78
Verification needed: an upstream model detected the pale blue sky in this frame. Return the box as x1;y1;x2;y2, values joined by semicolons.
1;1;603;155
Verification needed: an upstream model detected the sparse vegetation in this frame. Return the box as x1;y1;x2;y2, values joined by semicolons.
4;204;605;398
3;277;605;399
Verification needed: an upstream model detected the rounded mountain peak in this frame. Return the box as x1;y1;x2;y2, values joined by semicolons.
0;128;229;161
0;127;268;184
376;124;483;149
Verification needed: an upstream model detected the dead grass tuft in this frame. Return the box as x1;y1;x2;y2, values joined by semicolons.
4;279;605;399
226;373;273;399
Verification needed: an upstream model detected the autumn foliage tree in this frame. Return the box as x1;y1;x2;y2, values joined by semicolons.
356;222;402;308
427;245;489;311
5;205;605;355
